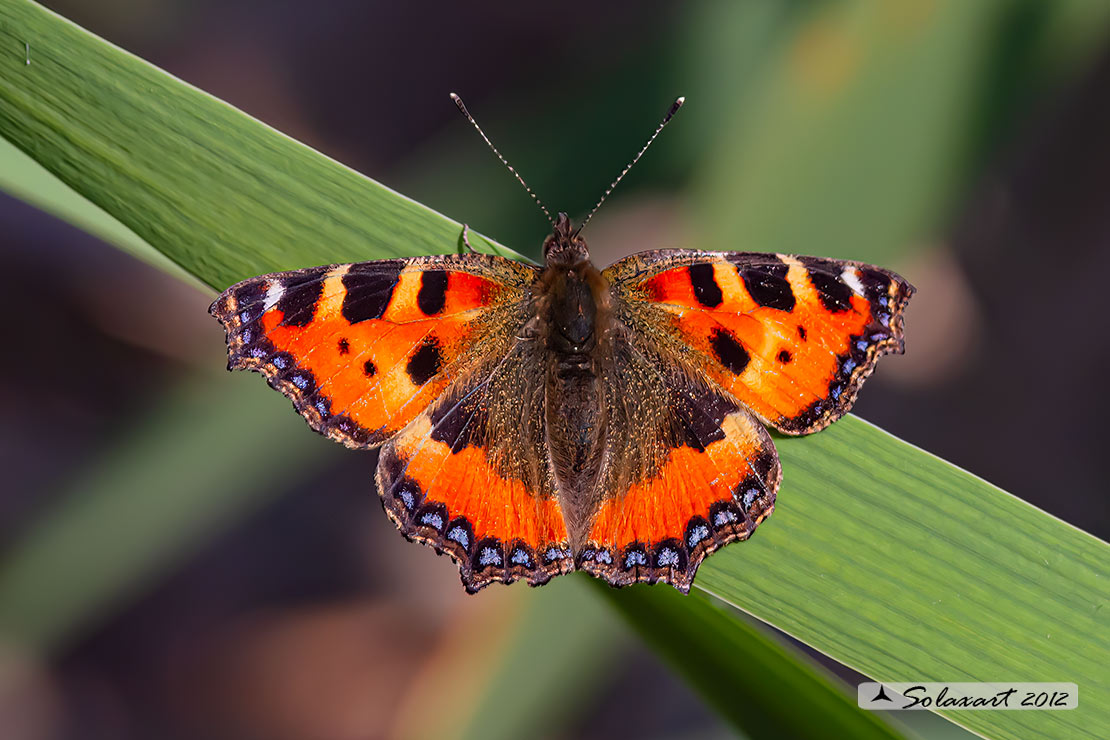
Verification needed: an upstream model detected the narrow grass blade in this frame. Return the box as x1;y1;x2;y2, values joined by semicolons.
599;583;911;739
0;0;520;293
696;417;1108;740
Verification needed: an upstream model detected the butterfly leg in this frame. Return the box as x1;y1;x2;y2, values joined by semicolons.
458;223;478;254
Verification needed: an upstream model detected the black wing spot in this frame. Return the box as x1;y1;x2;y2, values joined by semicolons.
417;270;449;316
858;267;895;301
740;262;795;312
363;358;377;377
337;338;350;355
429;383;486;453
674;388;731;452
777;350;792;363
341;263;403;324
276;275;325;327
710;329;750;374
801;258;853;313
688;263;723;308
798;326;807;341
230;280;269;308
406;338;442;386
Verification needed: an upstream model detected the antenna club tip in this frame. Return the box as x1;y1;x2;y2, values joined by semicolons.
676;96;686;105
449;92;459;100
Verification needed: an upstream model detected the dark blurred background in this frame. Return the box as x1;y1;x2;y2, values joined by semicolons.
1;1;1108;738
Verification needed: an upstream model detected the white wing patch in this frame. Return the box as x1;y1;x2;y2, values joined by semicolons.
841;266;865;296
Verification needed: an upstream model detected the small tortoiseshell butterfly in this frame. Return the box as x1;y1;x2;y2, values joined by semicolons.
211;95;913;593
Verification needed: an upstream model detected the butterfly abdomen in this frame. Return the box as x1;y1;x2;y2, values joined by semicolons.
540;262;614;547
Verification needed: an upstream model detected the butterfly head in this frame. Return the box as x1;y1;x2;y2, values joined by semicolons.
543;212;590;268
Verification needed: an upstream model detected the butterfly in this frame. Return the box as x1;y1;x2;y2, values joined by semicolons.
210;95;913;594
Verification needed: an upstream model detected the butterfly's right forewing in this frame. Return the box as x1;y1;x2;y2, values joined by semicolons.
210;254;538;448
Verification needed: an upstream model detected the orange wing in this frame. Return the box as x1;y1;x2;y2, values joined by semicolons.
213;254;571;591
377;340;574;592
209;254;537;448
602;251;913;434
578;332;780;593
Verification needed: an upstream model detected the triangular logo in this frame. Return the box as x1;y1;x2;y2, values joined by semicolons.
871;685;893;702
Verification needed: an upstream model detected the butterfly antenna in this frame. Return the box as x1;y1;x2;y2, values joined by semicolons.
575;96;685;236
450;92;554;227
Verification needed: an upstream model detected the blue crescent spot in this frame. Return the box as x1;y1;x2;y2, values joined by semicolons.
687;524;710;548
624;550;648;568
447;526;469;548
742;489;759;510
657;548;679;567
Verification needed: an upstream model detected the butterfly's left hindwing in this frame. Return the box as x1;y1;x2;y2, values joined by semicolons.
209;254;537;449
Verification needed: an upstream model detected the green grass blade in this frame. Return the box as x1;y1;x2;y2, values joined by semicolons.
0;3;1107;740
0;133;197;284
599;583;910;740
0;0;518;291
697;417;1108;740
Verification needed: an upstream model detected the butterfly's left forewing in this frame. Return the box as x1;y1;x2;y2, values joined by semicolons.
603;250;913;435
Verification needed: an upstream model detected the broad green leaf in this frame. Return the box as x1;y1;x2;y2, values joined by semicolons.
1;3;1107;740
